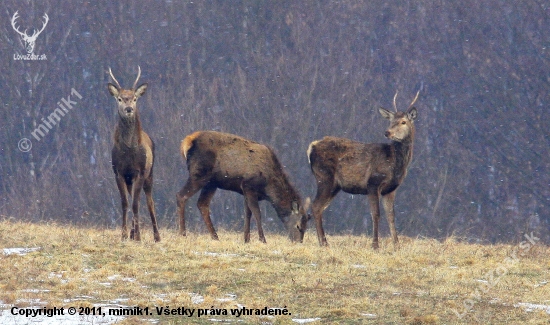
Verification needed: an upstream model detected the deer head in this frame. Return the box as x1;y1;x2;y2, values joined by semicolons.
108;66;147;120
379;91;419;142
11;11;49;54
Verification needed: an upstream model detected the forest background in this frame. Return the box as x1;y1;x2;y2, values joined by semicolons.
0;0;548;244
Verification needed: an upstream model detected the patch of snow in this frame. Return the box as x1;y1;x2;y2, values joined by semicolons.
21;289;51;293
63;295;95;303
216;294;237;302
360;313;377;318
3;247;41;256
190;292;204;304
0;312;126;325
208;319;238;322
351;264;366;268
514;302;550;314
109;298;130;305
292;318;322;323
106;275;136;282
193;251;240;257
534;281;548;288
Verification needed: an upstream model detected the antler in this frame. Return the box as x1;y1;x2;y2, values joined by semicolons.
132;66;142;90
108;68;122;89
409;90;420;109
11;11;27;38
393;90;399;112
30;13;49;38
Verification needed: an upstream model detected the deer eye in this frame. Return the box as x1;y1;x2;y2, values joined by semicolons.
117;98;122;102
401;121;406;125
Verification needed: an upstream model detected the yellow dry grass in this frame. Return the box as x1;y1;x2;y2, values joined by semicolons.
0;219;548;324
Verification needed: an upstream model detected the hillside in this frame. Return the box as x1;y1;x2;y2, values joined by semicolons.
0;220;548;324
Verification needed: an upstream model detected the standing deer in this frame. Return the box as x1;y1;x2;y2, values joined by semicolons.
176;131;310;243
108;66;160;242
308;91;419;248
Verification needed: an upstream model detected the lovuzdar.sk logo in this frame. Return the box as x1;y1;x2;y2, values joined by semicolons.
11;11;48;61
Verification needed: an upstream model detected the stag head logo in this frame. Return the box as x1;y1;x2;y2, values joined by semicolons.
11;11;49;54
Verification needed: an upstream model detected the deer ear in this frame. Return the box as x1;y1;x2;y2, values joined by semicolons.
407;107;417;121
303;197;311;212
108;83;119;97
292;201;299;213
379;107;394;120
135;83;148;98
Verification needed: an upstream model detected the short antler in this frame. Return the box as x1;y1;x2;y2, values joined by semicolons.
108;67;122;89
132;66;142;90
393;90;399;112
409;90;420;109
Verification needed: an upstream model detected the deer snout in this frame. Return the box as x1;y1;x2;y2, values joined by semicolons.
384;130;391;138
125;107;133;114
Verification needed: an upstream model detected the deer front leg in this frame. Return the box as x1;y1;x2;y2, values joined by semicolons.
131;177;145;241
382;190;398;246
367;193;380;249
115;175;130;241
242;189;266;243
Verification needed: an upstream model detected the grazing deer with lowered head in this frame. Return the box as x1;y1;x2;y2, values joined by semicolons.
108;66;160;242
177;131;310;243
307;91;419;248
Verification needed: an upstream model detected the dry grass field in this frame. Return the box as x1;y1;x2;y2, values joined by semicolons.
0;219;548;324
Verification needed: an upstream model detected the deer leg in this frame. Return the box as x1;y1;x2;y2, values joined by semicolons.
242;189;265;244
368;193;381;249
311;183;339;246
115;175;130;241
130;177;145;241
176;179;205;236
197;185;219;240
382;191;398;246
143;176;160;242
244;203;252;243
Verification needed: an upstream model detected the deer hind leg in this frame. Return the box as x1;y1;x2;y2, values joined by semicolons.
367;193;381;249
197;185;219;240
115;175;130;241
244;203;252;243
143;175;160;242
382;191;398;246
311;182;339;247
130;177;145;241
176;178;206;236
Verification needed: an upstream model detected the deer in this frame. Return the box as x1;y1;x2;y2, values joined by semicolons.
108;66;161;242
11;11;49;54
307;91;419;249
176;131;311;243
